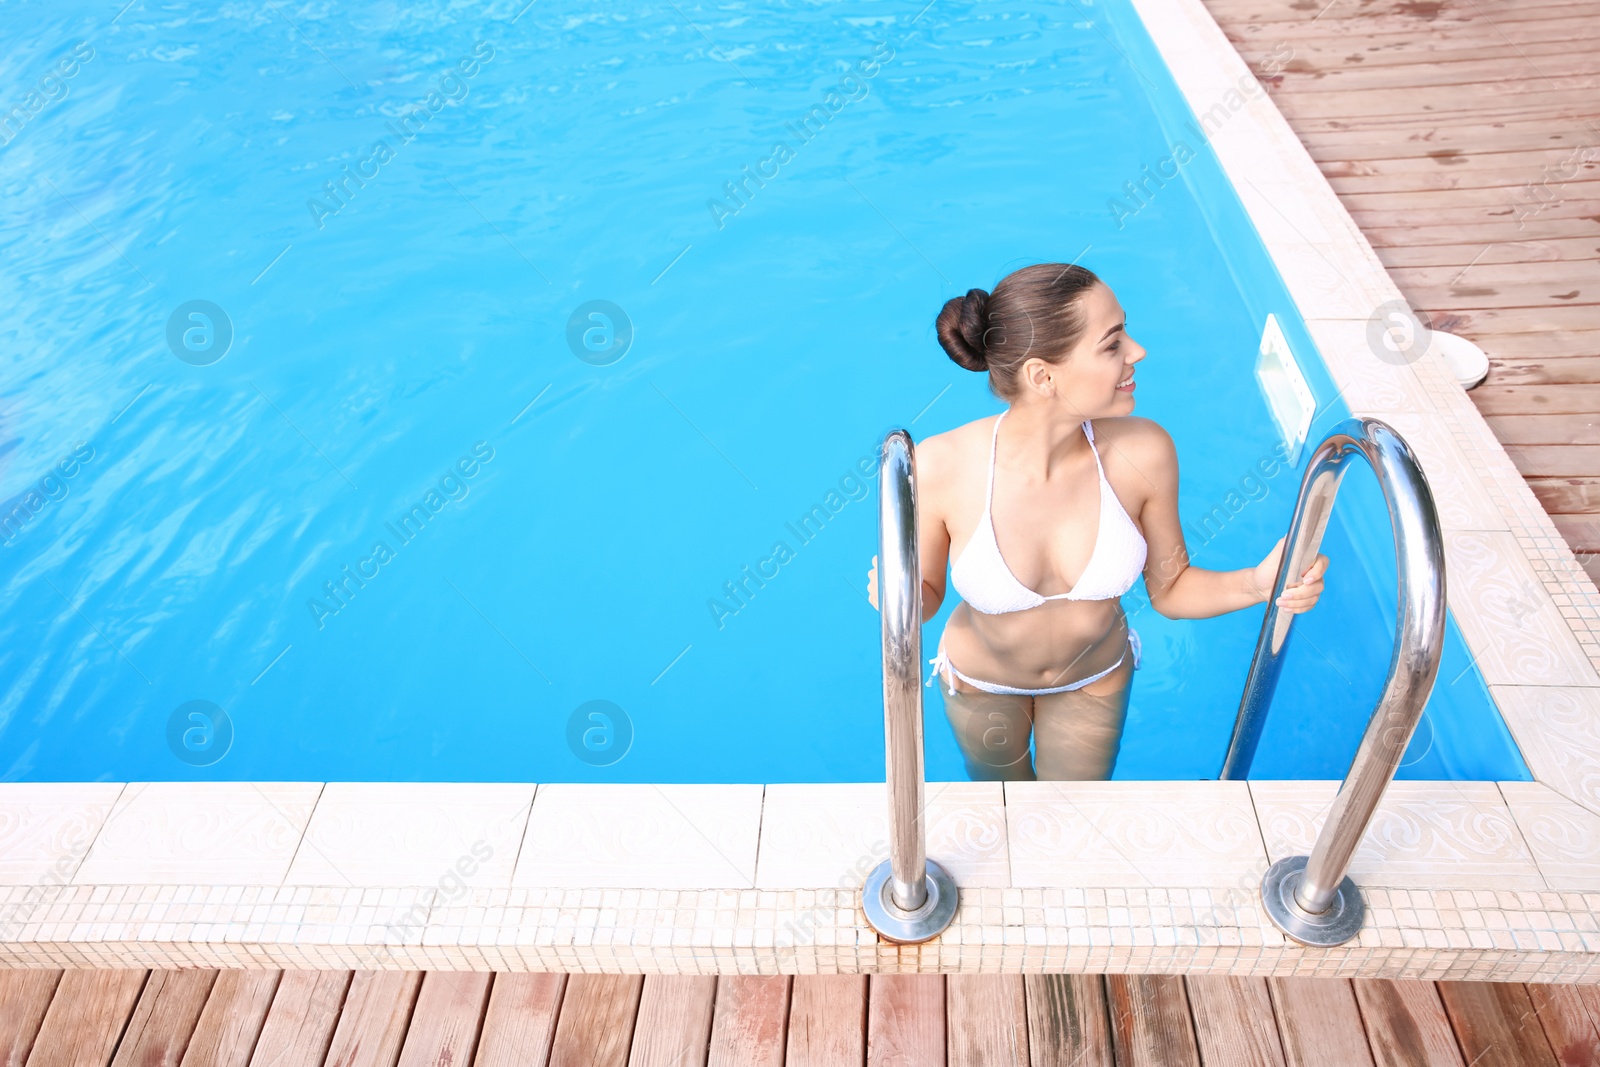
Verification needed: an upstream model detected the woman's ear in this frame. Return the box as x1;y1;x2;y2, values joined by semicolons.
1021;357;1054;398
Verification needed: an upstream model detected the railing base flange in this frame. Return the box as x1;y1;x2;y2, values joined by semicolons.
862;858;958;944
1261;855;1366;947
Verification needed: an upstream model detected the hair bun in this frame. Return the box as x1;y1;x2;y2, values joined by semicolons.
936;287;991;372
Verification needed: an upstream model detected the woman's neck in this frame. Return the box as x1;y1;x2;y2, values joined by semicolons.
1001;402;1093;481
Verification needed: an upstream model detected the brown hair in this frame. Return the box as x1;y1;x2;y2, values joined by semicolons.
935;263;1101;398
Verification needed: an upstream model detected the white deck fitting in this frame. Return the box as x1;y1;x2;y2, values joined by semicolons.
4;0;1600;976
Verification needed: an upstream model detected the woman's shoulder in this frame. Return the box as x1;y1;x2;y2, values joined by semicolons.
1091;416;1177;483
914;414;999;504
917;412;998;456
1091;415;1173;454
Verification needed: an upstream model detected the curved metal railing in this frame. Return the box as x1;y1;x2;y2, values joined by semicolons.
861;429;958;944
1220;416;1445;946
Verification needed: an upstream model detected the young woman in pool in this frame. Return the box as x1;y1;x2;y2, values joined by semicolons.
868;262;1329;781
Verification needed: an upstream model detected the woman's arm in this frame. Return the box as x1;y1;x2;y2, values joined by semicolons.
1129;421;1326;620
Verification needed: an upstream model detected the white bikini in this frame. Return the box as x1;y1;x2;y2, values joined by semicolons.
930;411;1149;697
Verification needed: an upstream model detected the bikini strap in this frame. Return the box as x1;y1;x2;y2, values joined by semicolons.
984;411;1006;511
1081;420;1107;480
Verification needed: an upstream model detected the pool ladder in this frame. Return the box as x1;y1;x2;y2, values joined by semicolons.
863;417;1443;949
1221;416;1446;946
862;429;959;944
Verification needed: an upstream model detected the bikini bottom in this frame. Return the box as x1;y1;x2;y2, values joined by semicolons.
927;628;1141;697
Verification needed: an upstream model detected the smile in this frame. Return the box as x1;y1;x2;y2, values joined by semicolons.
1116;374;1135;391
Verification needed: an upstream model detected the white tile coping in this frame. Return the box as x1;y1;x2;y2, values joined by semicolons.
2;780;1598;976
5;0;1600;977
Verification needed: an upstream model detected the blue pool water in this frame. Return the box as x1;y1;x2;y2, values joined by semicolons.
0;0;1528;784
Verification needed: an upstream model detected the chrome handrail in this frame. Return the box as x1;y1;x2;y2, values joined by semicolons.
861;429;958;944
1220;416;1445;947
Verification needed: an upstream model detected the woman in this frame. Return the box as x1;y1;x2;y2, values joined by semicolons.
869;263;1328;781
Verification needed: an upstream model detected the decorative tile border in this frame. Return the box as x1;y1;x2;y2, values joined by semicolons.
4;0;1600;978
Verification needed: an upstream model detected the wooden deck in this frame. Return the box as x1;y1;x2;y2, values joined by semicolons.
3;970;1599;1066
1199;0;1600;584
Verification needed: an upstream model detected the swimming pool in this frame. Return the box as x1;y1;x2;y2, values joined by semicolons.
0;0;1527;784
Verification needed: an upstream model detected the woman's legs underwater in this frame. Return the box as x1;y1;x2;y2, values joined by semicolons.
940;685;1038;781
1031;655;1133;781
938;631;1136;782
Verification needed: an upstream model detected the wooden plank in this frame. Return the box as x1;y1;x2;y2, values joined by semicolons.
1438;982;1558;1067
1502;445;1600;478
1472;385;1600;416
324;972;423;1067
1023;975;1113;1067
1276;85;1600;123
475;973;566;1067
1379;240;1600;271
947;975;1028;1067
182;971;282;1067
1331;160;1600;198
1363;221;1600;251
1106;974;1201;1067
547;974;643;1067
1267;978;1376;1067
1394;263;1600;291
707;977;789;1067
26;970;148;1067
1527;983;1600;1067
1209;0;1599;28
0;970;61;1067
1578;989;1600;1050
866;975;944;1067
1479;359;1600;386
1186;976;1287;1067
1408;285;1600;314
249;971;351;1067
1229;33;1595;73
1350;980;1465;1067
111;970;219;1067
1528;478;1600;515
395;973;492;1067
628;975;716;1067
1265;52;1600;93
1552;514;1600;553
1331;165;1600;198
1228;12;1600;46
1485;413;1600;446
786;975;866;1067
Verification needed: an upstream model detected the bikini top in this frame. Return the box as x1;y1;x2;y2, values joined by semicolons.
950;411;1148;615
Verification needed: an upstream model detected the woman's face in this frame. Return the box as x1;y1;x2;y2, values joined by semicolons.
1021;282;1146;419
